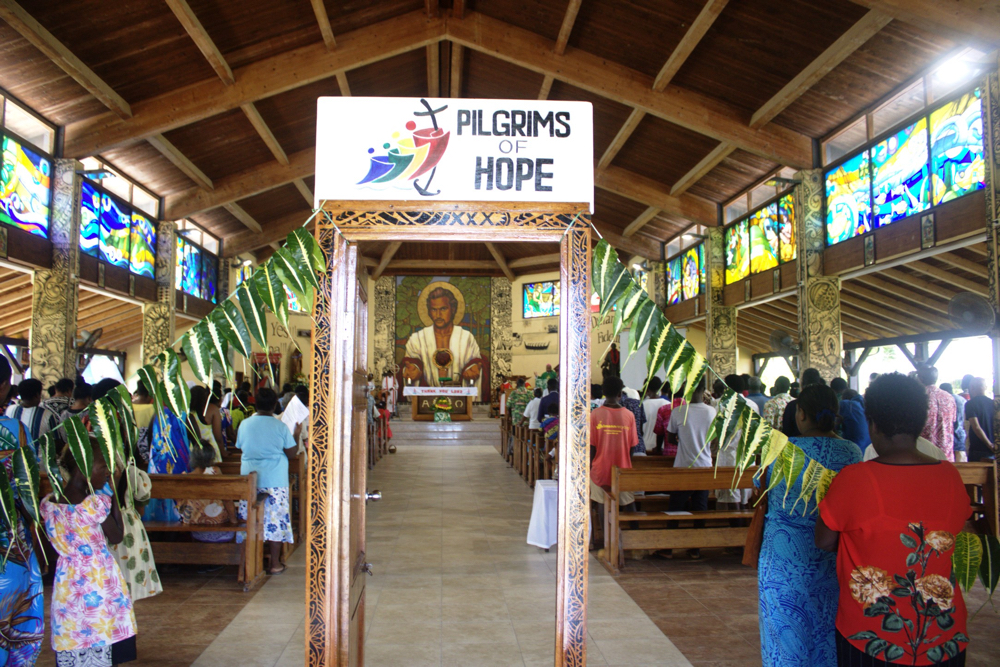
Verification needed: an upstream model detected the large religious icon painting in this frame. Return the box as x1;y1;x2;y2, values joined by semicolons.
395;276;491;400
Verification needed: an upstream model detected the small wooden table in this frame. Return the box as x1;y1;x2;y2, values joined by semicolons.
403;386;477;421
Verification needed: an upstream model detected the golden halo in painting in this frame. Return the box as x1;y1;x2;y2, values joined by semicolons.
417;281;466;328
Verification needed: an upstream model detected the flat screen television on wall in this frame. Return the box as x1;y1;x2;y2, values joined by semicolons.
523;281;560;318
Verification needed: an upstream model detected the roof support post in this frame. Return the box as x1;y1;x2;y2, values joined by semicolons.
705;228;737;377
982;68;1000;394
794;168;843;382
142;221;177;365
30;159;81;388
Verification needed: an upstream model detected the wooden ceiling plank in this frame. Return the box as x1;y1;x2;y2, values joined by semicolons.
447;12;813;167
840;303;916;336
164;0;235;86
224;210;317;257
537;74;554;101
146;134;214;190
336;72;352;97
450;42;463;97
452;0;465;20
372;241;403;281
840;293;941;332
964;244;987;256
0;0;132;119
387;259;498;271
847;0;1000;48
240;103;289;166
426;0;439;19
652;0;730;91
508;253;561;269
554;0;583;56
309;0;337;49
427;43;440;97
852;277;952;317
670;141;735;196
223;203;263;233
880;268;961;300
596;164;716;227
63;11;446;157
750;10;892;128
906;260;987;296
293;179;314;208
932;252;989;279
485;243;515;282
593;222;660;261
597;109;645;171
622;206;661;239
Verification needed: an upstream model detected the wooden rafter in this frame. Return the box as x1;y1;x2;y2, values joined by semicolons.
0;0;131;119
146;134;214;190
450;42;463;97
240;103;289;165
840;303;916;336
847;0;1000;48
452;0;465;20
63;12;447;157
931;252;988;279
508;253;561;269
596;164;716;226
425;0;439;19
537;74;554;101
879;268;961;300
622;207;660;239
336;72;352;97
223;203;262;233
670;142;735;196
750;10;891;128
164;0;234;85
653;0;729;90
857;275;950;315
386;259;498;272
840;293;940;333
846;284;953;329
906;261;987;296
292;179;314;208
447;12;812;167
485;243;515;282
372;242;403;281
592;221;660;260
597;109;644;171
427;43;440;97
224;210;316;257
309;0;336;49
554;0;583;55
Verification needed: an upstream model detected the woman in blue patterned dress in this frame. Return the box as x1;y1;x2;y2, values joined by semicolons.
758;384;862;667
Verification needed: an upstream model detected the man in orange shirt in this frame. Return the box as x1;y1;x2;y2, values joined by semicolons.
590;376;637;510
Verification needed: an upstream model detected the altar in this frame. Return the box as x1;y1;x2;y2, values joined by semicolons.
403;386;477;421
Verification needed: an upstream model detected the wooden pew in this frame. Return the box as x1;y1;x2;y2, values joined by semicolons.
956;462;999;537
602;466;758;573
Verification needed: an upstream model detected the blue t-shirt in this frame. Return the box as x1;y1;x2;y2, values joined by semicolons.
838;398;871;449
236;414;297;488
538;392;559;422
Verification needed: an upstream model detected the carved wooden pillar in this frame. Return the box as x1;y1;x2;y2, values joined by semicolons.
647;260;667;310
29;159;80;387
371;275;396;378
983;68;1000;393
794;168;843;381
490;276;512;400
142;221;177;366
705;228;737;376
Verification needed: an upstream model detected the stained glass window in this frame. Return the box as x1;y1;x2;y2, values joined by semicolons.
871;117;930;227
697;243;705;293
749;203;779;274
236;264;252;286
201;252;217;303
825;151;871;245
666;257;682;305
99;194;130;268
80;180;100;257
681;246;700;301
930;88;984;205
129;212;156;279
725;219;749;284
778;194;797;263
523;281;560;318
175;237;203;298
0;135;50;237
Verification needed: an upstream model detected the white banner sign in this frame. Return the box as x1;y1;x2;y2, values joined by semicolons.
403;386;479;397
314;97;594;212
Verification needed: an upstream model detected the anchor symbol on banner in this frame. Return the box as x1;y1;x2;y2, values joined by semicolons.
412;99;448;197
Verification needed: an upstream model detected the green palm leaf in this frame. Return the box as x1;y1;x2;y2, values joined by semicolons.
63;415;94;493
953;532;983;593
625;297;658;362
735;414;766;471
0;423;17;450
610;282;642;347
815;467;836;503
12;444;40;524
107;386;137;456
780;445;805;506
0;471;16;536
593;240;632;320
36;432;64;500
793;459;822;515
664;342;700;402
272;246;314;313
158;349;191;419
645;317;683;383
756;430;789;480
200;318;234;385
237;282;268;350
215;300;254;359
285;227;325;289
181;323;214;387
682;353;708;404
978;534;1000;596
88;398;124;479
252;263;289;331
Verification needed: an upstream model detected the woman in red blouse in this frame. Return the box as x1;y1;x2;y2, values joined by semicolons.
816;373;972;666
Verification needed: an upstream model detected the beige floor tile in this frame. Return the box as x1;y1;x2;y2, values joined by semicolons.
441;641;526;667
442;599;511;623
441;620;518;644
365;642;442;667
595;637;692;666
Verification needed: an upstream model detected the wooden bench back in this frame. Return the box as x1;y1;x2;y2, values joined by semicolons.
630;456;675;468
147;473;256;502
613;466;758;494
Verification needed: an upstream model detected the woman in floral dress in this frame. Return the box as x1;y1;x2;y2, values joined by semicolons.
41;443;137;667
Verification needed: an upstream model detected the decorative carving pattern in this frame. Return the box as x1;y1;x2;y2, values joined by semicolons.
984;71;999;357
795;169;842;380
705;228;736;375
647;260;666;309
556;225;590;667
142;221;177;366
490;277;513;396
30;160;79;388
371;276;396;377
332;209;581;230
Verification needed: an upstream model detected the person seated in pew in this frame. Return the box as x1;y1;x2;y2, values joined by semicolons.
589;377;637;526
235;388;297;575
177;442;238;573
520;388;543;432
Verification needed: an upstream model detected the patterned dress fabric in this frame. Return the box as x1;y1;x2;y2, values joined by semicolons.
54;645;112;667
111;464;162;602
236;487;293;544
41;492;137;657
763;393;793;431
758;436;863;667
0;416;44;666
620;397;645;454
143;408;190;523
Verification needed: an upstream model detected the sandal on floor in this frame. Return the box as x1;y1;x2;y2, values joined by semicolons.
269;565;287;575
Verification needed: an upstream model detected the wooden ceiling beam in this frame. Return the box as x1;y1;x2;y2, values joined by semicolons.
485;243;515;282
0;289;33;311
597;109;645;171
596;164;717;227
78;301;140;324
0;0;132;119
879;268;961;300
425;0;439;19
670;141;735;196
146;134;214;190
336;72;352;97
240;103;289;165
906;260;988;296
309;0;337;49
223;210;316;258
537;74;554;101
622;206;661;239
847;0;1000;48
447;12;813;167
450;42;463;97
747;304;798;329
372;242;403;281
932;252;989;279
164;0;235;86
653;0;729;91
452;0;465;20
750;10;892;128
840;293;940;332
554;0;583;55
293;179;314;208
856;275;950;315
386;259;498;272
840;303;916;336
63;11;446;157
427;43;440;97
223;203;262;233
508;253;561;269
593;221;660;261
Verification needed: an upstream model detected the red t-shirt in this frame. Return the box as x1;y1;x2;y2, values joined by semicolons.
589;405;637;488
819;461;972;665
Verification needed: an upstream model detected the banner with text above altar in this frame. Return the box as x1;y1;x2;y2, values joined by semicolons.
314;97;594;212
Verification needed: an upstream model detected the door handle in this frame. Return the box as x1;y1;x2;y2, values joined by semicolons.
361;563;373;576
366;490;382;502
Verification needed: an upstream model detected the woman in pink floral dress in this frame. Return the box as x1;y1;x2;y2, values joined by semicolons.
40;444;137;667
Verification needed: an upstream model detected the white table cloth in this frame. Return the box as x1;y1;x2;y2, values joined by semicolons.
526;480;559;549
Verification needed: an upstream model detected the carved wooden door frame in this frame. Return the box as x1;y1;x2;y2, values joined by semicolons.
307;205;592;667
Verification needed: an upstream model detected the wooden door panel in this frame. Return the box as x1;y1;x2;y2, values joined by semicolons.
347;276;368;667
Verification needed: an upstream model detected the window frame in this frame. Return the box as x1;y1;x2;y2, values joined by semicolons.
722;188;797;285
80;175;158;278
175;232;219;303
663;240;706;306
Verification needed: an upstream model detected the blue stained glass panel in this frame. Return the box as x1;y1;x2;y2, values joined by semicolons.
0;135;50;238
129;213;156;278
80;180;100;257
930;89;985;205
825;151;871;245
201;252;217;303
666;257;682;305
176;238;203;298
871;118;930;227
99;195;130;268
681;247;700;301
